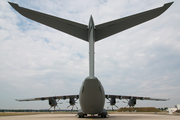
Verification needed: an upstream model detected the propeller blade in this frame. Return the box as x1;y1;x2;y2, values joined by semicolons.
115;105;118;108
57;105;60;110
125;104;128;107
75;104;78;110
71;105;74;111
67;105;71;108
56;99;60;102
107;104;110;109
48;106;53;111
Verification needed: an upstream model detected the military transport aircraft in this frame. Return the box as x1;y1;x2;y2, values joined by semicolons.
9;1;173;118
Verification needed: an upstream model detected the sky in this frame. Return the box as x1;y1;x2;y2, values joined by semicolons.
0;0;180;110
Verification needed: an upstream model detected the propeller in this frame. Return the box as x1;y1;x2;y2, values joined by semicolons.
66;98;78;111
122;99;130;107
48;97;62;112
122;98;136;108
107;98;119;111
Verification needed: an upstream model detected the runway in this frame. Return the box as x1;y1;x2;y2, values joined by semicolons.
0;113;180;120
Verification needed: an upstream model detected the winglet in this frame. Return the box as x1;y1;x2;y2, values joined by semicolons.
8;2;21;14
163;2;174;11
8;2;19;9
164;2;174;8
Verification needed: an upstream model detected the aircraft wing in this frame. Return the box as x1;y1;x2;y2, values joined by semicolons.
16;95;79;101
8;2;88;41
105;94;169;101
95;2;173;41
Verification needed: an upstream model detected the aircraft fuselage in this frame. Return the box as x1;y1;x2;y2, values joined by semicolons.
79;17;105;114
8;1;173;117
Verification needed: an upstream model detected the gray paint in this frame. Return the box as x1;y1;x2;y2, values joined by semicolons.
95;2;173;41
88;16;95;77
79;77;105;114
9;2;173;116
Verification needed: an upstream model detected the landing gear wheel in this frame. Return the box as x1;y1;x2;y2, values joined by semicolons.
78;115;84;118
101;115;106;118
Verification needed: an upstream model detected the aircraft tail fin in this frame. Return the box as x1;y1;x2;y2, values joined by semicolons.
8;2;88;41
95;2;173;41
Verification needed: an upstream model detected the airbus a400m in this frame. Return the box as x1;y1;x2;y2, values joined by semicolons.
9;1;173;118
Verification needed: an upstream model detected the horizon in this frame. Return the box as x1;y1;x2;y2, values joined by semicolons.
0;0;180;110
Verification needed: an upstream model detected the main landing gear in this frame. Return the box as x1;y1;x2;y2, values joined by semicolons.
100;115;107;118
77;109;108;118
78;115;84;118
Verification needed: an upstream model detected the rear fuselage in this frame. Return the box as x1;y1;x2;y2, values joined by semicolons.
79;77;105;114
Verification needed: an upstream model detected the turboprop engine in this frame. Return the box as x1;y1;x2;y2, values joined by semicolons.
48;97;61;111
67;98;78;111
123;98;136;107
128;98;136;107
107;98;119;110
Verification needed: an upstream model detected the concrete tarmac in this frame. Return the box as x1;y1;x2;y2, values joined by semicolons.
0;113;180;120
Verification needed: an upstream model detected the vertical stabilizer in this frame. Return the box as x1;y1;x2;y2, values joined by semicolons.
88;16;95;77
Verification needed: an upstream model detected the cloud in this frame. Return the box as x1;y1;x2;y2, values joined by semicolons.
0;0;180;109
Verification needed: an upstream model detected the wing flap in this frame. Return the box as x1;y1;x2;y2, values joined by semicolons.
106;95;169;101
16;95;79;101
8;2;88;41
95;2;173;41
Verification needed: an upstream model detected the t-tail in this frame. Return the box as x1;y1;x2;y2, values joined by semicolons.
88;16;95;77
9;1;173;117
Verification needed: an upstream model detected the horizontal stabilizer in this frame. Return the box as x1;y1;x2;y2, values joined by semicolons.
8;2;88;41
95;2;173;41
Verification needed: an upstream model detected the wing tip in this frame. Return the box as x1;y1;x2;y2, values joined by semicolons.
8;1;20;11
15;99;20;101
8;2;19;7
163;2;174;8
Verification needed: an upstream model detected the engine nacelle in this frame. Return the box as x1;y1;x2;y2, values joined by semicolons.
67;98;78;110
110;98;116;105
69;98;76;105
48;98;57;107
128;99;136;107
107;98;119;110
